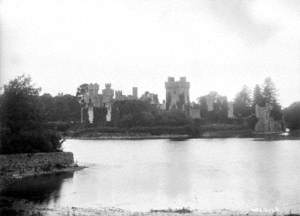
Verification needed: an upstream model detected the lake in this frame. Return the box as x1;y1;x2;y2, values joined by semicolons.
2;138;300;212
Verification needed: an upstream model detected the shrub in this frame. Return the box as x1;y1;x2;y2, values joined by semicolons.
0;75;64;154
1;126;63;154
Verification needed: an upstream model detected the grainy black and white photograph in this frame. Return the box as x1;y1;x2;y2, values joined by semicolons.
1;0;300;215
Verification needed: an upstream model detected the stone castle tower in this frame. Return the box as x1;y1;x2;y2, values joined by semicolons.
165;77;190;111
132;87;138;99
102;83;114;122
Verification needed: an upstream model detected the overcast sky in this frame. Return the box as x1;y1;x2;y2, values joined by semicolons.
1;0;300;107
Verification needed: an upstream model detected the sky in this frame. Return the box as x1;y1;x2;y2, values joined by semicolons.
1;0;300;107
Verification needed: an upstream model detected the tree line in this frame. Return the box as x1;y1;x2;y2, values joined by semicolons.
233;77;282;120
36;77;284;127
1;75;300;154
197;77;283;124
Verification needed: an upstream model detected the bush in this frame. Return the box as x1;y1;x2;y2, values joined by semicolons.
1;129;63;154
0;75;64;154
45;121;71;132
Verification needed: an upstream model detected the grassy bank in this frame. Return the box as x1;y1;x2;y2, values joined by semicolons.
50;122;300;140
63;122;254;139
66;125;199;139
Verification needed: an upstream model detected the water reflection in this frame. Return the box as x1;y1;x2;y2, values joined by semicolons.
1;138;300;212
164;140;191;199
0;172;73;204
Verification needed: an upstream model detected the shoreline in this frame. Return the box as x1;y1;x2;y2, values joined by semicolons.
65;125;300;140
66;134;191;140
0;165;86;193
66;131;300;140
0;200;298;216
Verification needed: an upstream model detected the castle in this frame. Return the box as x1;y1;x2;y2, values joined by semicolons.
81;77;202;124
81;84;138;123
79;77;284;134
80;76;236;124
165;77;190;112
255;104;283;132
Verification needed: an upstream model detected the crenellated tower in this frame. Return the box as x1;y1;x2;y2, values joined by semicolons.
165;77;190;112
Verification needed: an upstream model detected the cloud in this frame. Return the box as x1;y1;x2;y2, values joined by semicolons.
205;0;278;45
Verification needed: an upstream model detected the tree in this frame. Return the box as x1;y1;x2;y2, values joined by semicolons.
39;93;55;121
0;75;63;154
157;110;191;126
76;84;89;123
111;100;157;127
39;93;81;123
262;77;277;104
262;77;282;120
110;100;192;128
198;96;208;119
53;94;80;122
215;97;228;122
271;102;283;121
233;86;252;118
93;107;107;126
252;84;264;108
284;102;300;130
197;92;228;123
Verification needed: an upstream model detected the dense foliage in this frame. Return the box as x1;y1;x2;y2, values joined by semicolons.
39;93;81;122
111;100;192;128
194;77;284;129
284;102;300;130
233;86;252;118
197;92;228;123
232;78;282;121
262;77;277;104
260;77;282;120
0;76;63;154
253;84;264;107
37;93;82;132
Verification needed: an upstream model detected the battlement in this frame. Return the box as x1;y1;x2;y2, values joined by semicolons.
165;77;190;89
115;90;123;96
180;77;186;82
105;83;111;89
132;87;138;99
88;83;99;93
168;77;175;82
165;77;190;111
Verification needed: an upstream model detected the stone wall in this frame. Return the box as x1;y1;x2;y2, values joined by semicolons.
255;104;282;132
0;152;74;174
165;76;190;111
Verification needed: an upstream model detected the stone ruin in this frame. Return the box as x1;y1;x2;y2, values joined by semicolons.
189;102;201;119
115;87;138;101
82;84;139;124
165;77;190;112
81;83;114;123
140;91;159;105
102;84;114;122
81;84;102;124
227;102;235;119
255;104;283;133
199;92;234;119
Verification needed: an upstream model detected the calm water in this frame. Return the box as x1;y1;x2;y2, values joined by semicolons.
2;138;300;212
